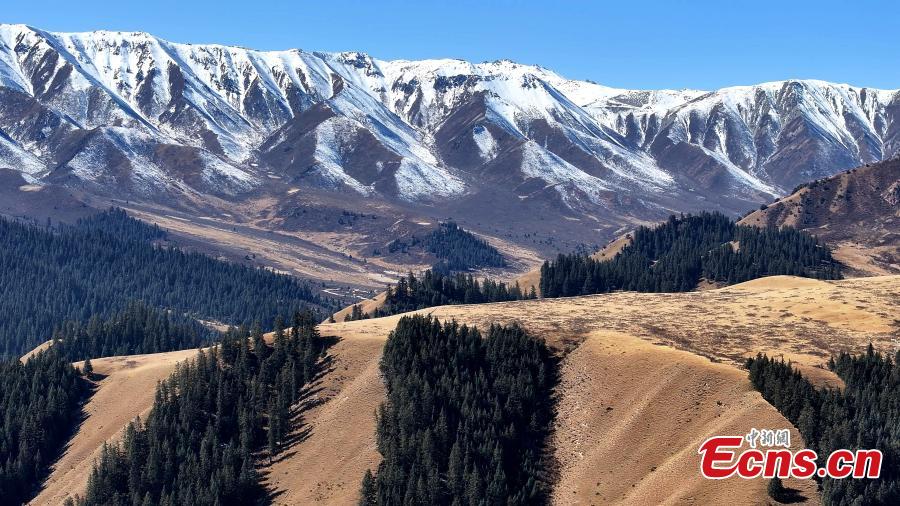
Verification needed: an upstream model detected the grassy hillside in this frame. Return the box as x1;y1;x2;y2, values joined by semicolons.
34;275;898;505
741;159;900;276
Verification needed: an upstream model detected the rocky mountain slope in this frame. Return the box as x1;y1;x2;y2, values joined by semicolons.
740;158;900;275
2;24;898;219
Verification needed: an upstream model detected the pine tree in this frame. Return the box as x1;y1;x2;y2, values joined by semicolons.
365;315;557;505
747;350;900;505
267;395;278;462
50;301;212;362
0;350;88;504
359;469;377;506
0;209;336;357
539;212;841;298
348;270;527;321
422;222;506;270
75;312;329;505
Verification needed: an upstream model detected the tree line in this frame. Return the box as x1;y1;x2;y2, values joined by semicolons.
344;270;533;321
50;301;215;362
747;348;899;505
360;315;557;505
382;222;506;272
423;222;506;271
72;311;328;505
539;212;841;297
0;208;334;357
0;350;89;504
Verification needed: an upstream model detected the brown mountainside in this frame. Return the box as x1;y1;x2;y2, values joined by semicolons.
740;159;900;276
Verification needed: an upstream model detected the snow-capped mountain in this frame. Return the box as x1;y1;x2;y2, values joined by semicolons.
1;24;898;214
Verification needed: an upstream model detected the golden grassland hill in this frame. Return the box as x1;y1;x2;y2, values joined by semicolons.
327;291;388;323
27;274;898;505
263;275;898;505
30;349;201;506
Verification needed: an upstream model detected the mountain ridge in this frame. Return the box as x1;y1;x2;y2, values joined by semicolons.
740;157;900;276
2;24;899;265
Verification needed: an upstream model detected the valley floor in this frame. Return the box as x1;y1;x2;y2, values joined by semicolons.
30;275;899;505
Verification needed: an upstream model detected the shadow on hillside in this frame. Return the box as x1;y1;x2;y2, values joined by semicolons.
262;335;342;503
775;486;809;504
32;373;99;504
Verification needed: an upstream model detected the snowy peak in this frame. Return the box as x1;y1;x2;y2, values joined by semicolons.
0;25;898;214
647;79;898;188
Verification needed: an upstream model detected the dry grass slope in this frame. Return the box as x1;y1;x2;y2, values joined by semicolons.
550;330;817;505
29;349;201;506
30;275;899;505
740;160;900;276
262;275;898;505
326;291;388;323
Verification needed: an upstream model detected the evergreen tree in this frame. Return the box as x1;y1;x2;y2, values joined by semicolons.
422;222;506;270
0;209;335;357
347;270;532;321
51;301;215;362
384;222;505;271
747;349;900;505
0;350;89;504
768;477;787;502
539;212;841;298
74;311;329;505
360;469;377;505
364;315;558;505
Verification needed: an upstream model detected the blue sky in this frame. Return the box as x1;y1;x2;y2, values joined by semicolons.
5;0;898;90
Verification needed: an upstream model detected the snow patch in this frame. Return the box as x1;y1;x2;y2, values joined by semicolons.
394;158;465;200
0;135;46;176
199;153;256;193
472;125;497;161
519;141;611;206
311;118;375;194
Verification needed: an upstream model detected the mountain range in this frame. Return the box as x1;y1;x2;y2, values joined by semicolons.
1;24;899;270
